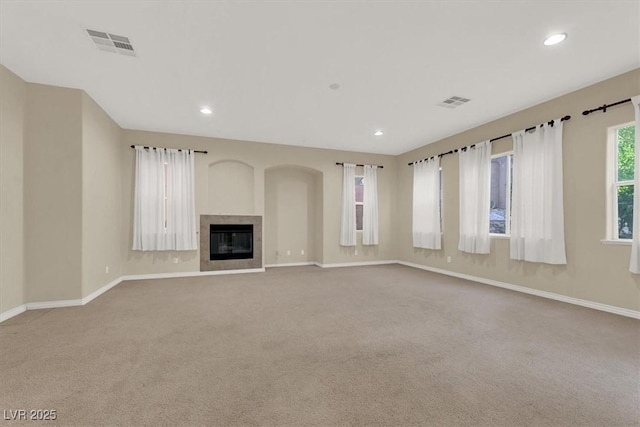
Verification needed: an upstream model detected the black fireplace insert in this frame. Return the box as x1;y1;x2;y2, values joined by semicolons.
210;224;253;261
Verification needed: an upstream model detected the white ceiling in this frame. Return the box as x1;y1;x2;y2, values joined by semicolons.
1;1;638;155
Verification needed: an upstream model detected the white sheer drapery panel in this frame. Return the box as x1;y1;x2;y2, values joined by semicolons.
362;165;379;245
165;149;197;250
510;121;566;264
132;146;197;251
340;163;356;246
630;96;640;273
132;146;165;250
458;141;492;254
412;158;441;250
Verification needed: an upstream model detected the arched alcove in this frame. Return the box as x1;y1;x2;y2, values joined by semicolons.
208;160;254;214
264;165;323;265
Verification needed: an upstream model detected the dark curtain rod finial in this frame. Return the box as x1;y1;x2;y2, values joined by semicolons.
582;98;631;116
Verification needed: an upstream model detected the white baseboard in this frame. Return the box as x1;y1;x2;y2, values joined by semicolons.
0;267;267;323
122;268;265;281
19;278;124;312
26;299;83;310
1;280;122;322
317;260;398;268
398;261;640;319
266;260;397;269
0;304;27;323
5;262;636;322
265;262;317;268
82;277;124;305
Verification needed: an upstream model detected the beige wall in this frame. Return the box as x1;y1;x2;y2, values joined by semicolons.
2;64;639;316
24;83;83;302
265;166;321;265
315;174;324;263
122;130;396;274
1;77;123;308
81;93;123;297
396;68;640;312
0;65;26;313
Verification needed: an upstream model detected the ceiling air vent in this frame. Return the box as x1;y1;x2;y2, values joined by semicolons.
86;29;135;57
438;96;471;109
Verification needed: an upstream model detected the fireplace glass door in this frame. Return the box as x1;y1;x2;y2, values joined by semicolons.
210;224;253;260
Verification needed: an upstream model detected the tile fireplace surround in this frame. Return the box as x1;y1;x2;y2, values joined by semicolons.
200;215;263;271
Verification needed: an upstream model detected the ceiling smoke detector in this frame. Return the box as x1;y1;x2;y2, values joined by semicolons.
86;29;135;57
437;96;471;109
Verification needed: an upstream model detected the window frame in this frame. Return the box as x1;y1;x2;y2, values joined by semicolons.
607;122;635;241
439;167;443;228
355;175;364;232
163;162;169;230
489;151;513;237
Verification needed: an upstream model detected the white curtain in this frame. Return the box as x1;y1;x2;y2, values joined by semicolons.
340;163;356;246
458;141;491;254
132;146;197;251
363;165;379;245
412;158;441;250
510;121;566;264
630;95;640;273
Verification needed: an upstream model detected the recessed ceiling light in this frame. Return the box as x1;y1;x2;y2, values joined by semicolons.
200;107;212;115
329;83;340;90
544;33;567;46
374;130;384;136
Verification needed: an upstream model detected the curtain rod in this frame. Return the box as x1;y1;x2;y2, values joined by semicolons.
582;98;632;116
336;162;384;169
407;115;571;166
130;145;208;154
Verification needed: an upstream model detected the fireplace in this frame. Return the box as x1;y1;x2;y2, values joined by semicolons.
210;224;253;260
200;215;262;271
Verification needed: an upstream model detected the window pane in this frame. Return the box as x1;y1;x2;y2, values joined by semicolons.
356;204;363;231
355;177;364;203
618;184;634;239
617;125;635;181
490;156;508;234
439;169;443;224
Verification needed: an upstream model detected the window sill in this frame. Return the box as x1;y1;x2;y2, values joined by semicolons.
601;239;632;246
489;234;510;239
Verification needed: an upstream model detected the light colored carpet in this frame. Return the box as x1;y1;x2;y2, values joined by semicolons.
1;264;638;426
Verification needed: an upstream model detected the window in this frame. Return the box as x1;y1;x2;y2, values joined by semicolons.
439;168;443;225
490;153;513;235
608;123;636;240
132;147;197;251
163;162;169;229
355;176;364;231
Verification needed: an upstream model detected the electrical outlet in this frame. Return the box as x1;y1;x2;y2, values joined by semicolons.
173;257;179;264
105;266;109;274
447;256;451;263
355;249;358;255
287;250;291;256
301;249;304;255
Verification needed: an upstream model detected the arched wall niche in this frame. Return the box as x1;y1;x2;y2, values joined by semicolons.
207;160;254;214
264;165;323;265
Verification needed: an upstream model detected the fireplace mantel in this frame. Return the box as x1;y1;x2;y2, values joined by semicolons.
200;215;262;271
